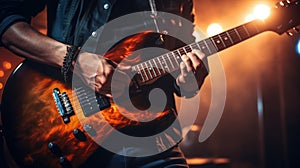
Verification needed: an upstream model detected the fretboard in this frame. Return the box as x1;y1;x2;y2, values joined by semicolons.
132;19;267;84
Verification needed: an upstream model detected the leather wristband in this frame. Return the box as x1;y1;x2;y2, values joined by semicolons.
61;46;80;83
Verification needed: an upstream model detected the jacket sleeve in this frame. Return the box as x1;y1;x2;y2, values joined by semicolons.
0;0;46;45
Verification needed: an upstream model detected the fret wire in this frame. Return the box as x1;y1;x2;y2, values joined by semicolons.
144;62;153;80
234;28;242;41
237;26;248;39
174;50;181;57
152;58;161;76
179;48;186;56
174;50;182;65
171;51;180;66
142;62;152;81
218;34;226;48
167;53;175;69
137;64;146;82
190;43;198;50
182;46;187;54
176;49;182;56
228;29;241;43
130;20;265;85
133;65;143;82
242;25;250;37
203;40;212;54
149;59;157;77
157;57;166;74
161;55;170;72
139;64;148;81
195;42;202;51
220;32;233;47
210;37;218;51
225;31;234;44
247;21;261;36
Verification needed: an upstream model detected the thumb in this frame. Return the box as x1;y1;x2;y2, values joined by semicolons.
117;64;132;71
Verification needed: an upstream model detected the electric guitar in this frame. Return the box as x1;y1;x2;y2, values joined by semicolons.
1;1;299;167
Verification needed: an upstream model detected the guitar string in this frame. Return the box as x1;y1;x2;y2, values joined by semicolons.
58;21;262;119
131;20;261;81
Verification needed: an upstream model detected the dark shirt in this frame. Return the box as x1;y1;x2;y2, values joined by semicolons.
0;0;196;163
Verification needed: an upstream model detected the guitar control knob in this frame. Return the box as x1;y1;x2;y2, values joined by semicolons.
73;128;86;141
48;142;62;157
59;156;72;168
83;124;96;136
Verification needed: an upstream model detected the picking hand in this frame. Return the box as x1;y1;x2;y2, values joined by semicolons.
74;51;131;98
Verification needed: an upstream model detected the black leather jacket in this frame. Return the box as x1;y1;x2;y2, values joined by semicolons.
0;0;196;155
0;0;194;46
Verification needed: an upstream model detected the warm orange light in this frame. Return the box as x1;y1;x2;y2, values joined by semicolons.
253;4;271;20
193;30;201;42
0;70;4;77
206;23;223;36
245;14;255;22
3;61;12;70
0;82;3;90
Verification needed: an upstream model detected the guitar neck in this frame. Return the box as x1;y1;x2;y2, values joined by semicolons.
132;19;268;84
197;19;268;55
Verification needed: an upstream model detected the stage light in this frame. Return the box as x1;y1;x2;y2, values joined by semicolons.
0;70;4;78
245;14;255;22
3;61;12;70
253;4;270;20
0;82;3;90
207;23;223;36
297;39;300;55
244;4;271;22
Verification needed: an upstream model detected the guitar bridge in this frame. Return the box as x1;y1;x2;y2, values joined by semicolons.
52;88;74;124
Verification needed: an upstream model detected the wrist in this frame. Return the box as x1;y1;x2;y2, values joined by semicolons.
174;78;199;98
61;45;80;82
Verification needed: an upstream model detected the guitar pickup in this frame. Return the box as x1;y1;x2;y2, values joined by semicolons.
74;87;110;117
53;88;75;124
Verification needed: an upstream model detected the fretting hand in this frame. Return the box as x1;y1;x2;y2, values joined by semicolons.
176;49;208;94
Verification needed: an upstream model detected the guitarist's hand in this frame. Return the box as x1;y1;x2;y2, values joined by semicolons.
75;51;131;98
176;49;208;94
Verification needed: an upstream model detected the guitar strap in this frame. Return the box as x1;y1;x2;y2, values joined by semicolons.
149;0;160;33
149;0;165;44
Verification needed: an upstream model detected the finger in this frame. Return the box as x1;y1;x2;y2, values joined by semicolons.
192;50;208;72
181;54;193;72
177;62;187;84
192;49;206;60
95;75;106;85
180;61;188;76
117;64;132;71
186;52;201;71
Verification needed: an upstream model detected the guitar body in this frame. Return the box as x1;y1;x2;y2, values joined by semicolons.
1;61;100;167
1;32;178;167
1;1;299;166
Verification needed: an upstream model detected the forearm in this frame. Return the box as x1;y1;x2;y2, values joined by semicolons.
1;22;67;68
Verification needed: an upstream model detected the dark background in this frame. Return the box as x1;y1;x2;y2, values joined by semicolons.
0;0;299;168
